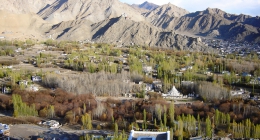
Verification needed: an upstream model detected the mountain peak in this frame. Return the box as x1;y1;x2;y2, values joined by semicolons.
157;3;189;17
138;1;159;10
204;7;226;15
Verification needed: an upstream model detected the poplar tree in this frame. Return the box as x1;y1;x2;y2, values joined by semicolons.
143;109;147;130
154;118;157;127
244;119;251;138
205;116;212;138
155;104;162;121
214;109;220;126
226;113;230;130
83;103;86;114
114;122;118;137
48;105;55;118
170;127;174;140
177;117;184;140
81;113;92;129
169;102;175;126
163;112;167;129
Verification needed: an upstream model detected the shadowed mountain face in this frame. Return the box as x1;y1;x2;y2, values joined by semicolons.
0;0;259;49
145;6;260;42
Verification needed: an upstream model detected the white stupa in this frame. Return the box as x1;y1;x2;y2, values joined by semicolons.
162;85;183;98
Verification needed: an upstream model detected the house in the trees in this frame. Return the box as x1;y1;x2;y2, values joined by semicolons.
145;83;153;91
180;66;193;72
153;80;162;92
143;66;153;75
31;76;42;82
18;80;28;86
204;71;213;76
241;72;251;77
1;86;11;94
230;88;244;96
29;85;39;92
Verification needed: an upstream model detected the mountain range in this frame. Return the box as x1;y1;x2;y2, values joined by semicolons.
0;0;259;50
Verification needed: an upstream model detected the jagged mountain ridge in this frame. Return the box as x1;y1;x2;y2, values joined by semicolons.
0;0;259;47
49;15;206;50
145;5;260;42
142;3;189;28
90;17;207;50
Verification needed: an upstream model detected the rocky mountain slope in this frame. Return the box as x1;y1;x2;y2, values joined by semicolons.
47;15;206;50
90;17;206;50
0;0;55;14
37;0;145;24
0;0;259;49
142;3;189;28
146;6;260;42
0;10;51;40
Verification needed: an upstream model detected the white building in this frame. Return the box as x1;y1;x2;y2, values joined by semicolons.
230;89;244;96
31;76;42;82
128;130;170;140
42;120;61;129
162;85;183;98
143;66;153;73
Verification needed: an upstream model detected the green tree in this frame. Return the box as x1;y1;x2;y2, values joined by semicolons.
81;113;92;129
143;109;147;129
48;105;55;118
226;113;230;130
169;102;175;127
244;119;251;138
215;109;220;126
163;112;167;129
83;103;86;114
170;127;174;140
12;94;38;117
177;116;184;140
205;116;212;138
114;122;118;137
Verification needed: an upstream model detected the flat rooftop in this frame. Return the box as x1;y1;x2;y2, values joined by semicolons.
128;130;170;140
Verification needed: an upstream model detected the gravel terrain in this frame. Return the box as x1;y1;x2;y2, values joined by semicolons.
9;124;114;140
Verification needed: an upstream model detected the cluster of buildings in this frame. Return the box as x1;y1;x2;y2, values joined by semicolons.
0;75;42;94
203;39;260;57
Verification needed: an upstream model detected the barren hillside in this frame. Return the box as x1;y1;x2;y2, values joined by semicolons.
0;0;55;14
0;10;51;40
37;0;145;24
146;6;260;42
90;17;207;50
